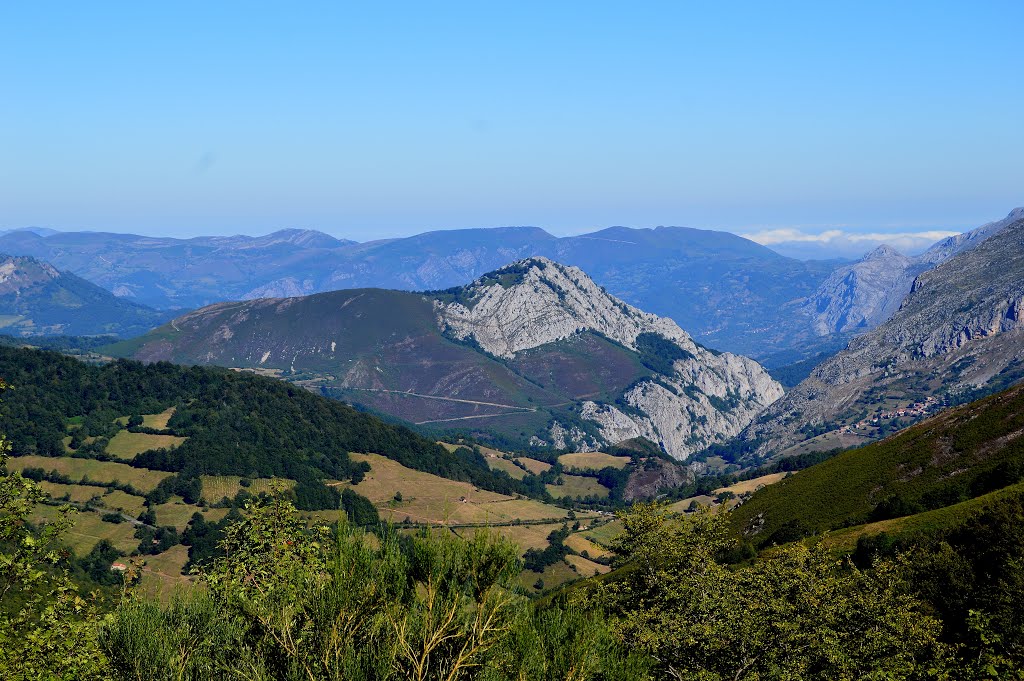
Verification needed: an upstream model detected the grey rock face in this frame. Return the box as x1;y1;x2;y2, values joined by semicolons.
438;258;784;460
801;209;1024;337
437;257;691;358
803;246;927;335
742;216;1024;458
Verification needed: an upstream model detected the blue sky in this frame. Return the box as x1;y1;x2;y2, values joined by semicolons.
1;1;1021;245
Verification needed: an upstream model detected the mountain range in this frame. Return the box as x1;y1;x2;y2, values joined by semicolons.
738;211;1024;460
0;225;836;358
0;254;169;337
4;210;1019;363
106;257;783;460
803;208;1024;337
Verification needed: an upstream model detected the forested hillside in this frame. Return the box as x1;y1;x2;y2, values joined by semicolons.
732;381;1024;546
0;345;521;504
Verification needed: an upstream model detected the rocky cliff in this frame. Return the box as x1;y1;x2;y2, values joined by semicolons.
802;209;1024;338
802;245;927;335
437;258;691;357
0;254;167;337
438;258;784;459
740;215;1024;459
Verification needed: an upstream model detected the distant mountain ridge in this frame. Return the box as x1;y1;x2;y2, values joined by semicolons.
107;257;783;460
0;224;834;357
4;209;1020;359
738;213;1024;460
0;254;169;337
802;208;1024;338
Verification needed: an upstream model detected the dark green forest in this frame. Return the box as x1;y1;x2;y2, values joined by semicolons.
0;345;525;507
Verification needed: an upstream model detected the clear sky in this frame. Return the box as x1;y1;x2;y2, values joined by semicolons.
2;1;1021;243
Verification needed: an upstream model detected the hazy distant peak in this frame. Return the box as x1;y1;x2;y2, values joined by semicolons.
252;228;351;249
862;244;906;260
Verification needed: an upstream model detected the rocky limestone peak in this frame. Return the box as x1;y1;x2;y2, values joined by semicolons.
436;256;693;358
0;255;61;291
741;215;1024;459
802;244;921;336
800;209;1024;338
436;256;784;460
862;244;905;260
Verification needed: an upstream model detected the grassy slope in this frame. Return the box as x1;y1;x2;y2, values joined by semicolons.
820;479;1024;553
732;382;1024;543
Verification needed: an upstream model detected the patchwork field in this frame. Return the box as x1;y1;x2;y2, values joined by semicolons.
200;475;293;502
39;481;104;504
33;503;138;556
583;518;623;548
9;455;170;491
563;532;612;559
455;521;568;554
667;495;715;513
565;553;611;577
154;499;229;531
517;559;579;594
143;407;176;430
138;545;193;599
341;453;573;526
558;452;631;470
546;474;609;499
715;472;788;496
517;457;551;474
106;431;187;460
486;457;527;479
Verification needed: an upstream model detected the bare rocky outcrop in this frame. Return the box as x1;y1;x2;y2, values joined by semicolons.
802;209;1024;337
438;258;783;460
437;257;691;358
742;216;1024;458
622;459;694;502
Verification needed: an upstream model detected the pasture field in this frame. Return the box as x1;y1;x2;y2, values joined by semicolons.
33;504;138;556
106;431;187;460
715;472;788;496
8;455;170;491
518;559;578;593
143;407;176;430
456;521;567;555
546;474;609;499
564;553;610;577
138;545;193;599
558;452;631;470
200;475;293;502
667;494;715;513
516;457;551;474
98;489;148;516
563;532;612;559
471;444;520;459
39;481;103;504
486;457;526;479
343;453;574;526
583;518;623;548
154;499;229;531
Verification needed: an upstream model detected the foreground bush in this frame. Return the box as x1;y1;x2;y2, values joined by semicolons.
101;495;647;680
599;504;948;681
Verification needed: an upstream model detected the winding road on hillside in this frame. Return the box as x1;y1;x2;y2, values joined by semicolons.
345;387;537;411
